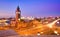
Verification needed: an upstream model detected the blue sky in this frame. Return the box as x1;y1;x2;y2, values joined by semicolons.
0;0;60;18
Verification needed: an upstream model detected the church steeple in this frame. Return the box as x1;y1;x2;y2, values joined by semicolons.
15;6;21;22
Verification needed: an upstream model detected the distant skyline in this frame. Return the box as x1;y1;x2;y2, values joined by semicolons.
0;0;60;18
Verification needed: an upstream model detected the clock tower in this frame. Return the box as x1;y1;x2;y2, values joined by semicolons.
15;6;21;22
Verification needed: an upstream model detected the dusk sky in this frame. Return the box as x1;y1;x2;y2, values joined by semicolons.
0;0;60;18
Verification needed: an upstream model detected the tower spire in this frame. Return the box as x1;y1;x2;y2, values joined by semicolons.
16;6;21;12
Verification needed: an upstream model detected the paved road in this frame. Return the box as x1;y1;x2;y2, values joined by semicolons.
46;19;60;28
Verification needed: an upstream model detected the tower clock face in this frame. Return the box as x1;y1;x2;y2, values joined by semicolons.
16;12;20;14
